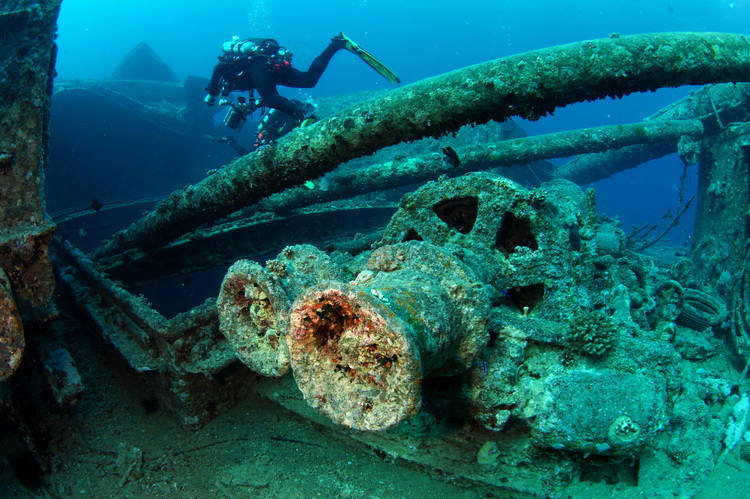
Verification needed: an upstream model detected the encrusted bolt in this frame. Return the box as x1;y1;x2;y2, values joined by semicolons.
607;415;641;446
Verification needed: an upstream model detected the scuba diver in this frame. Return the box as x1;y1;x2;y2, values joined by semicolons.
205;33;399;152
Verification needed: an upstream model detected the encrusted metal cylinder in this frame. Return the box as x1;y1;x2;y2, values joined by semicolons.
287;241;492;430
1;267;24;381
217;245;344;376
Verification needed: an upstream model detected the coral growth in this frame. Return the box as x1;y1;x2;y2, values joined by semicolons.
569;309;617;356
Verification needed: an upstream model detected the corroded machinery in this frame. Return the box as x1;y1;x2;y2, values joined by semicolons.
217;241;494;429
216;169;738;496
217;173;590;430
287;241;492;430
217;247;345;377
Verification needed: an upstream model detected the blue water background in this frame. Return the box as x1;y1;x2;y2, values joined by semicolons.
54;0;750;246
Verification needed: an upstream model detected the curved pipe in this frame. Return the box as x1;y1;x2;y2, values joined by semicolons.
98;32;750;257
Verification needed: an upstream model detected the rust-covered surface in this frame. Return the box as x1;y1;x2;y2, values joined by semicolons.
692;122;750;282
217;245;346;377
0;1;61;310
0;268;24;380
286;242;493;430
53;241;254;428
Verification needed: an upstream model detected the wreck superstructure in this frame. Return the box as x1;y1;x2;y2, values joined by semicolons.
3;3;750;493
0;1;60;381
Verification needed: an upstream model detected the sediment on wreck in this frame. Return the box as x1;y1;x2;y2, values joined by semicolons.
96;32;750;258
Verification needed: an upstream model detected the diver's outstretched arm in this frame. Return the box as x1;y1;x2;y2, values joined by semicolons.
274;37;346;88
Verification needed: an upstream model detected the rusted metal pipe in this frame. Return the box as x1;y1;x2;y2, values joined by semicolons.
97;32;750;258
286;242;492;430
557;82;750;184
252;119;703;214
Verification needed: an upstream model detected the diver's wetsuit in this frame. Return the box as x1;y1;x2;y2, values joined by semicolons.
206;38;344;121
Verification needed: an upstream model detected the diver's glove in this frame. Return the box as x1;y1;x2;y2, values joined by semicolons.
204;93;216;106
330;33;348;51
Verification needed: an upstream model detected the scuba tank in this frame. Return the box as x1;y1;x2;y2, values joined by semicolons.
221;37;292;62
222;38;275;56
211;37;293;101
